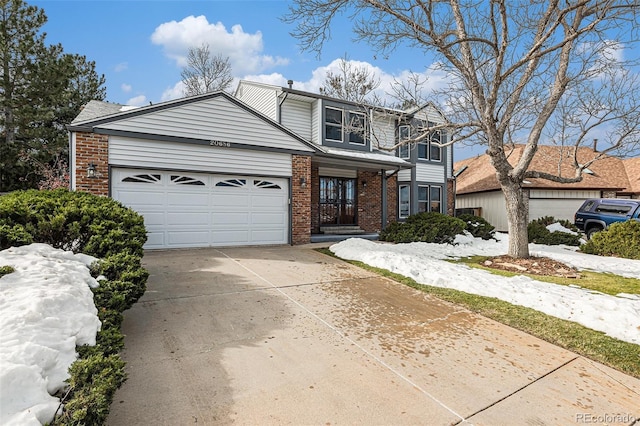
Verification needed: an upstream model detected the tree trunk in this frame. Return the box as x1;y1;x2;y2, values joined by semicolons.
502;182;530;258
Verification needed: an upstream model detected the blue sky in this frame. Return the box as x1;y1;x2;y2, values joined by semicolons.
34;0;444;104
31;0;469;158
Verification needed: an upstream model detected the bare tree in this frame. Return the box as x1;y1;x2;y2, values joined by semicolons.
320;55;381;103
181;43;233;96
284;1;640;258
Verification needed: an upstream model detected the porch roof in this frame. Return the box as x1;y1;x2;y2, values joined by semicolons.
313;147;412;171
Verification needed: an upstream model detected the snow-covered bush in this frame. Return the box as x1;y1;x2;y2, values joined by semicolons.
457;213;496;240
380;212;466;244
528;216;581;246
0;189;149;425
580;220;640;260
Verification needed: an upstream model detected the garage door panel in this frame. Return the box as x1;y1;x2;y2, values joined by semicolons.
211;230;250;245
145;232;165;247
167;231;211;246
167;192;209;206
167;212;210;226
139;212;165;227
212;193;250;207
251;229;287;244
116;190;165;206
252;195;286;209
113;168;289;249
212;212;250;226
252;212;286;226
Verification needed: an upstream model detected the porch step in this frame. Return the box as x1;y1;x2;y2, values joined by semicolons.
320;225;365;235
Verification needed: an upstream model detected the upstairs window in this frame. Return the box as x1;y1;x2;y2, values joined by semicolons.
325;107;343;142
347;111;366;145
398;125;410;159
417;121;443;162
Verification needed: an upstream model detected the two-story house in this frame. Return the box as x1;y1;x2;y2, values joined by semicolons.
66;82;452;249
235;80;454;234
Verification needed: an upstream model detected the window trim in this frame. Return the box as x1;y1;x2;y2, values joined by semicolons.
398;125;411;159
325;106;344;143
347;111;367;145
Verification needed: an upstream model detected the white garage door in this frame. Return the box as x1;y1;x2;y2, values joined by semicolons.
112;168;289;249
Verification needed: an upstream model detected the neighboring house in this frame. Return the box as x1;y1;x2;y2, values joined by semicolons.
235;80;455;229
454;144;640;231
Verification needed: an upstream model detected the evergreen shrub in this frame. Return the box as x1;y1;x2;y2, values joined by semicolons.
580;220;640;260
457;213;496;240
527;216;581;246
380;212;466;244
0;189;148;425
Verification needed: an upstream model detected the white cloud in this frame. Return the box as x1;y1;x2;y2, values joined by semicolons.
121;83;132;93
244;58;452;105
150;15;289;76
126;95;148;106
114;62;128;72
160;81;185;102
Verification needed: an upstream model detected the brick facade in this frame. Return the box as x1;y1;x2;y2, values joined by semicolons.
447;178;455;216
385;174;397;227
74;132;109;196
310;165;320;234
291;155;312;245
357;171;384;233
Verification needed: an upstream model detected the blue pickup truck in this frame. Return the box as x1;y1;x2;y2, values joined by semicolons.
574;198;640;239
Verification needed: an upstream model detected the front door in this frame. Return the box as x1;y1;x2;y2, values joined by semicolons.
319;177;356;225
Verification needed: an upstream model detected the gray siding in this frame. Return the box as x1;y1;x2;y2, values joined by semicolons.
311;101;320;145
281;99;312;141
416;163;445;183
96;96;312;153
109;137;292;177
235;83;278;119
371;114;396;151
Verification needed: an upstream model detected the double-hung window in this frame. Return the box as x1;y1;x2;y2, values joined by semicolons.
416;121;443;162
348;111;366;145
418;185;442;213
325;107;343;142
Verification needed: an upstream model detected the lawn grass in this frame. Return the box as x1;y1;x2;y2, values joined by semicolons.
316;248;640;379
457;255;640;296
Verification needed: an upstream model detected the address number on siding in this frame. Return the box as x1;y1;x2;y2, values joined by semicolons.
210;140;231;147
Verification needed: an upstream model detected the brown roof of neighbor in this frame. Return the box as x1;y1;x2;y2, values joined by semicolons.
622;157;640;193
454;145;637;195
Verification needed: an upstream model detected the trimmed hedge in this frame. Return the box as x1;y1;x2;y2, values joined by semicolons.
380;211;466;244
528;216;581;246
0;189;148;425
457;213;496;240
580;220;640;260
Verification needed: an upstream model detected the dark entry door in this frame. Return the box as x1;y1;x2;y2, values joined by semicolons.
319;177;357;225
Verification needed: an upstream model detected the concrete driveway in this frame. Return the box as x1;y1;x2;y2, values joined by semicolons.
107;245;640;425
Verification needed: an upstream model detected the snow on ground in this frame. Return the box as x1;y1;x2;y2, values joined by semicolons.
0;244;101;426
330;233;640;346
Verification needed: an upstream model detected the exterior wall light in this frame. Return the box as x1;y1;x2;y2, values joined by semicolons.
299;177;307;188
362;180;367;188
87;162;97;178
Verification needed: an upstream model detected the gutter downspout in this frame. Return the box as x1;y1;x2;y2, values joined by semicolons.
277;90;289;124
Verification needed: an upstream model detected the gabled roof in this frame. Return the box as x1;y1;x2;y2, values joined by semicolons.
622;157;640;193
454;144;637;195
68;91;318;154
235;79;445;119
